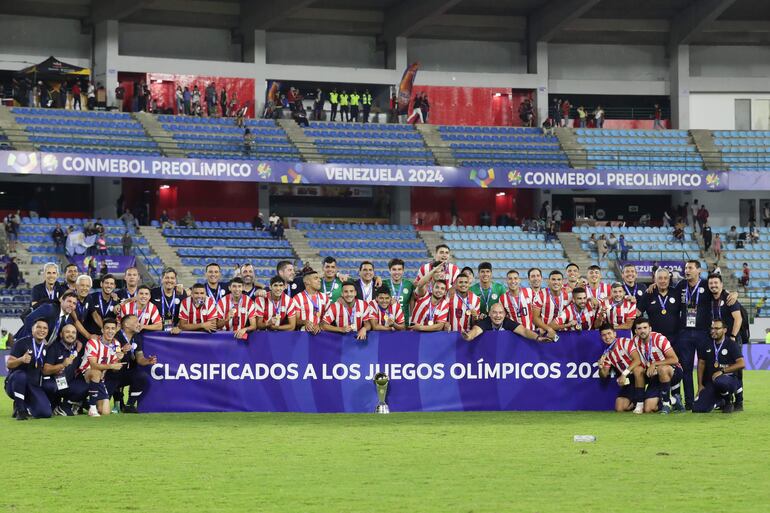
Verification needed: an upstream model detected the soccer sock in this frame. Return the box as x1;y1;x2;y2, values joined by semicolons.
126;391;142;406
735;386;743;404
633;387;645;405
88;382;99;407
660;381;671;406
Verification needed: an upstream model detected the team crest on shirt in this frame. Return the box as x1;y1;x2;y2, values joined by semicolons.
670;298;675;303
699;287;705;293
492;294;498;300
291;283;297;290
721;349;728;355
403;288;409;293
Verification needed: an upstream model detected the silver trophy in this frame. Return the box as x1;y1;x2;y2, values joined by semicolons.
374;372;390;414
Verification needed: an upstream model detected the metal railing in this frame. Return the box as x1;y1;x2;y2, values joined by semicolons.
133;245;161;287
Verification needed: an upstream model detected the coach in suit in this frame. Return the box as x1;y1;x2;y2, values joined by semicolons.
16;291;79;345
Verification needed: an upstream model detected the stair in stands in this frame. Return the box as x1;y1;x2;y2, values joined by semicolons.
690;129;724;170
556;128;588;169
557;231;596;272
284;228;321;270
418;230;444;259
141;226;193;286
0;105;33;151
277;119;323;163
135;112;182;158
415;124;454;166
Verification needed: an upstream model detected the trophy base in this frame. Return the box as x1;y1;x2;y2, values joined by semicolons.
374;403;390;414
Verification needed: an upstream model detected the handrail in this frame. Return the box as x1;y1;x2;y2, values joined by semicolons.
133;244;161;286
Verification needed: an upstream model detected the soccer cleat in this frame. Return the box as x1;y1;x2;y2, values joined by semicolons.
122;404;139;414
111;405;121;415
672;394;686;413
733;402;743;412
633;403;644;415
16;408;29;421
53;406;68;416
88;407;101;417
660;404;672;415
722;402;734;414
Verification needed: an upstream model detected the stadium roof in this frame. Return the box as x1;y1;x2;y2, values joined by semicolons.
2;0;770;45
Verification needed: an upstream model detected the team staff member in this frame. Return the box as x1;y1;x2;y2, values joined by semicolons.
5;319;52;420
354;261;377;302
178;283;218;332
499;270;534;331
462;303;548;341
638;268;680;342
693;320;745;413
91;273;120;331
255;276;296;331
215;277;257;339
204;262;228;301
707;274;742;342
289;270;329;335
531;270;567;340
107;314;157;414
116;266;141;301
150;267;186;333
41;324;85;416
470;262;507;317
673;260;737;409
383;258;414;325
368;286;406;331
72;275;97;341
277;260;306;298
447;273;480;332
632;317;684;414
415;244;460;289
320;257;344;302
551;287;598;331
120;285;163;331
16;291;78;343
597;324;646;414
601;282;639;330
30;262;64;307
411;278;450;332
321;281;371;340
62;263;79;291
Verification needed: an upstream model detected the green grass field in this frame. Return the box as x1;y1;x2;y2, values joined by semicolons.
2;371;769;513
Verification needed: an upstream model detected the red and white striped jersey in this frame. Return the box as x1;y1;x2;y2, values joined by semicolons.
635;332;679;366
601;337;637;372
255;294;293;323
366;302;405;326
416;262;460;288
215;294;257;331
602;298;639;327
178;296;218;325
411;294;450;326
585;282;612;301
532;288;571;324
289;291;330;325
554;302;598;331
322;299;371;330
521;287;542;303
499;289;534;330
120;301;161;326
447;291;480;332
77;337;119;375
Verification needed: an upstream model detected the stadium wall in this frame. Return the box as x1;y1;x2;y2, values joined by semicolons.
0;15;90;70
119;23;241;63
408;39;527;74
266;33;385;69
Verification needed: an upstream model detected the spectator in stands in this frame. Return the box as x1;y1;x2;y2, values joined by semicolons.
270;218;285;240
228;91;238;117
313;88;324;121
220;87;227;117
243;128;254;156
726;225;738;244
749;224;760;244
518;98;534;127
51;223;66;253
180;211;196;229
174;86;183;115
702;222;713;252
95;232;108;256
252;213;264;231
544;222;557;243
560;99;571;127
122;231;133;256
607;233;618;254
696;204;709;231
120;210;138;232
407;93;423;124
577;106;587;128
349;90;360;122
422;93;430;123
587;234;597;252
596;235;608;263
594;105;605;128
159;210;172;230
739;262;750;288
205;82;217;117
114;83;125;111
540;201;551;222
191;84;201;115
71;81;81;110
362;89;372;123
389;92;398;123
713;233;722;262
619;234;629;261
763;203;770;228
662;210;672;227
86;81;95;110
5;256;20;289
4;211;19;253
673;222;685;243
542;116;555;136
182;86;191;115
269;212;279;226
653;103;663;129
293;108;309;128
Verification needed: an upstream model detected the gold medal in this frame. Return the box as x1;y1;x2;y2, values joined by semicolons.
661;309;666;315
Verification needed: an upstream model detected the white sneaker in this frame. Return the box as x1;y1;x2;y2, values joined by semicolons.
633;403;644;415
88;407;100;417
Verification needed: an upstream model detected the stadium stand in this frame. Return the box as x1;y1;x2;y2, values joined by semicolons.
0;127;13;150
297;223;427;279
302;121;435;165
714;225;770;315
573;225;700;262
434;225;570;283
437;125;568;168
576;129;704;170
11;107;161;156
712;130;770;171
157;221;296;280
158;115;300;161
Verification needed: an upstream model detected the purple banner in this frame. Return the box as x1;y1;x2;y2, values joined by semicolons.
0;150;728;191
626;260;685;279
69;255;136;274
139;331;621;413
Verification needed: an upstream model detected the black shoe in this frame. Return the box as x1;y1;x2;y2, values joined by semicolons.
722;402;735;414
733;402;743;412
123;404;138;414
16;408;29;421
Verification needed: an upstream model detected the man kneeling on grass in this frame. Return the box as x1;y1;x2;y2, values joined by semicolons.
462;303;551;342
632;317;685;414
598;324;646;414
76;318;125;417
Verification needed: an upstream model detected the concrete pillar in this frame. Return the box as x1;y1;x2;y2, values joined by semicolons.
244;29;268;116
93;20;119;108
93;177;122;219
258;184;270;220
390;187;411;226
670;45;690;130
527;41;549;125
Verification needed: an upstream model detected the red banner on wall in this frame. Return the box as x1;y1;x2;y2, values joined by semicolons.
409;86;533;126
